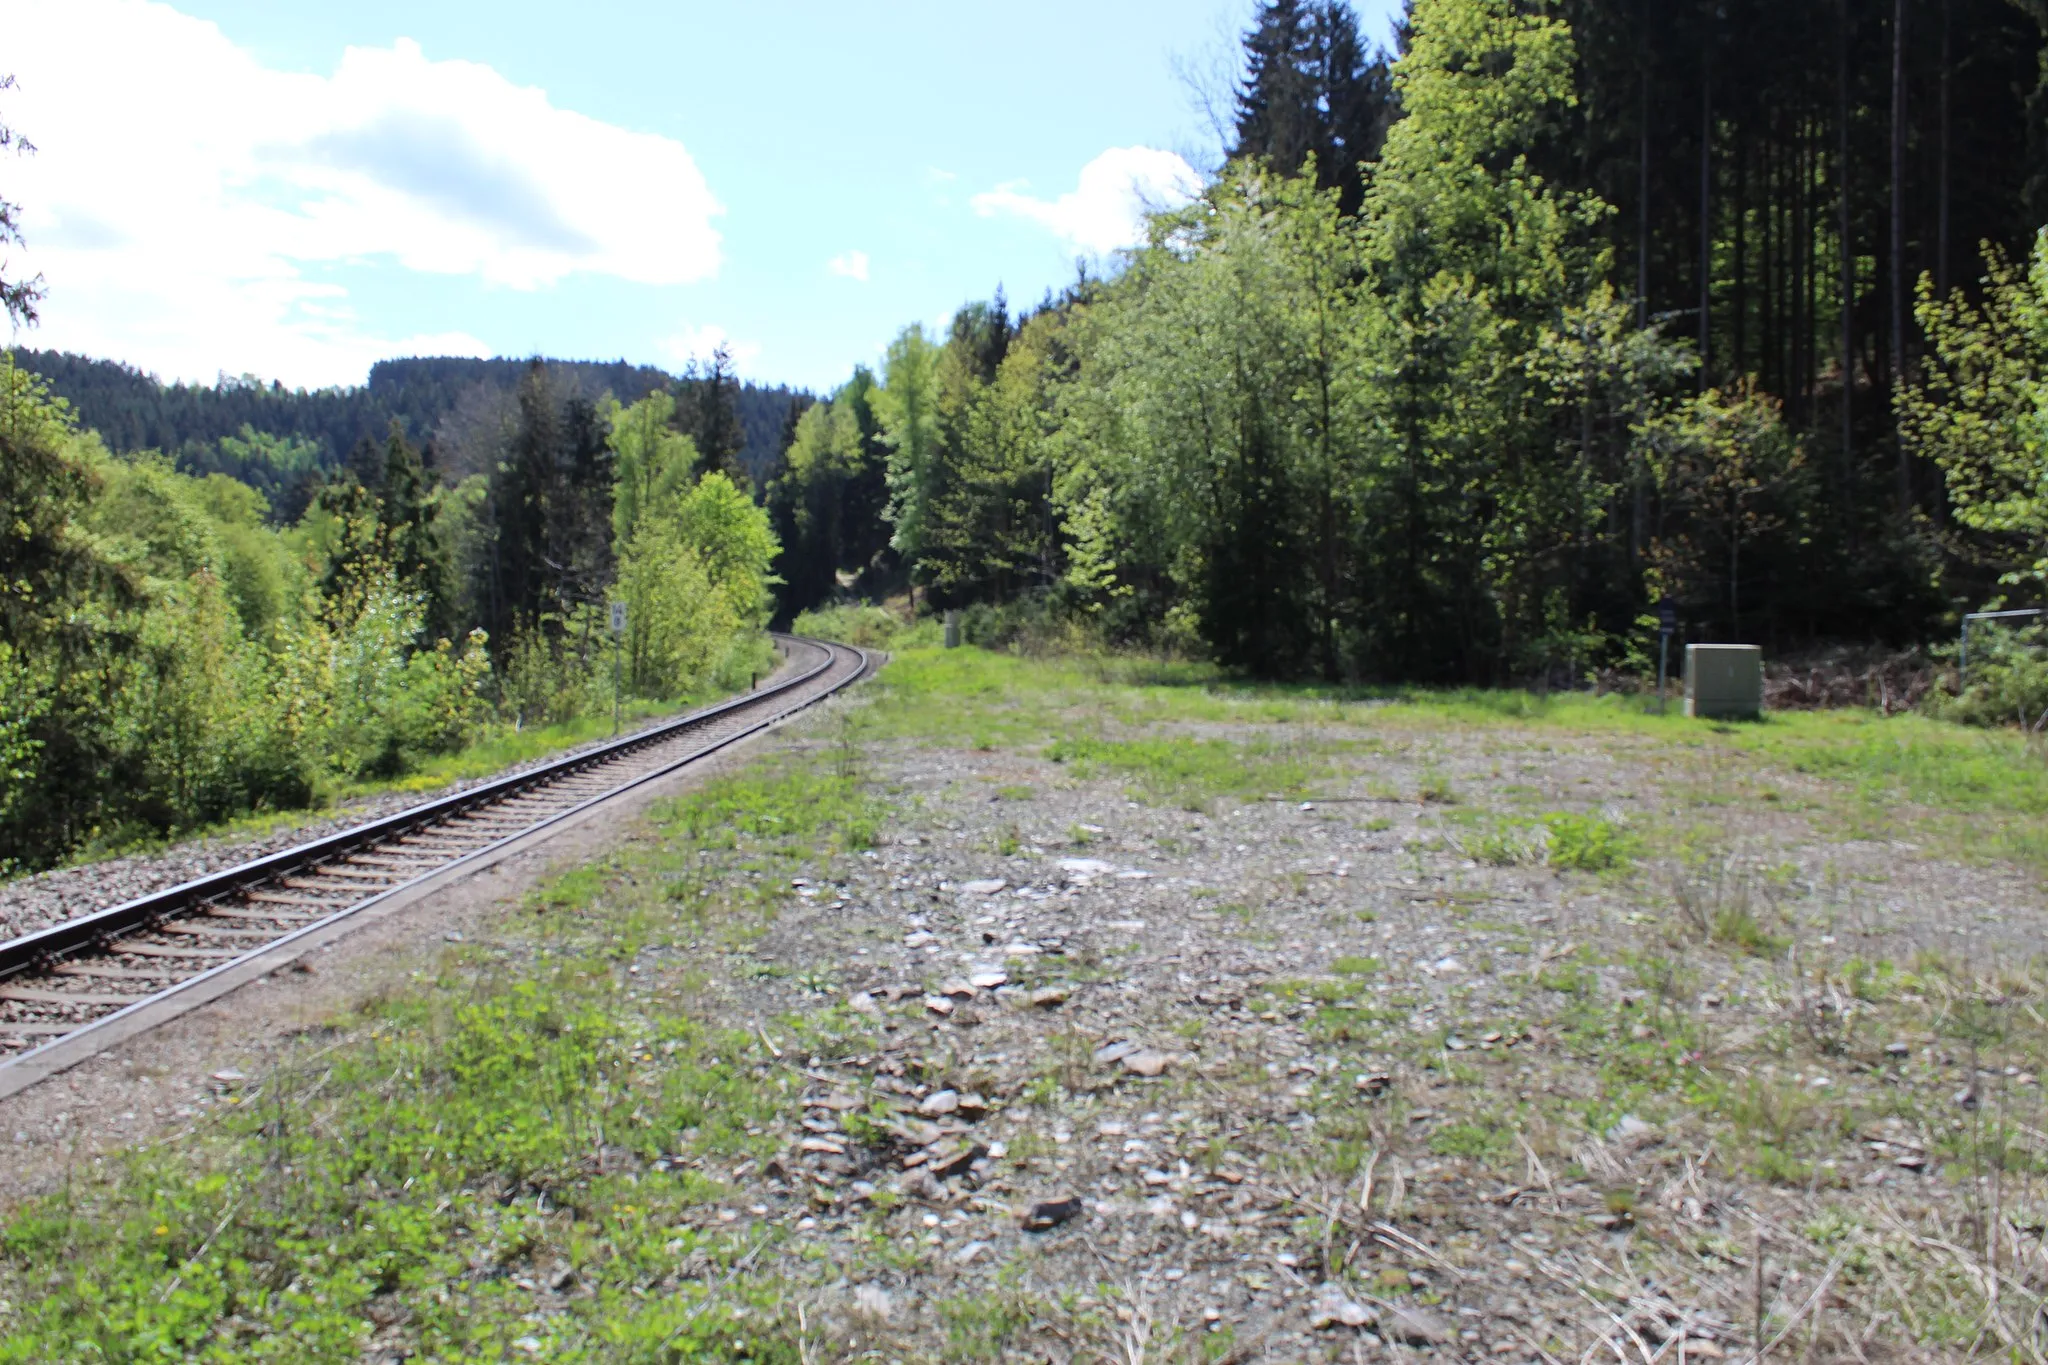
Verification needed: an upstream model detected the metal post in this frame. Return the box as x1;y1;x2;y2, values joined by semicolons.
1656;603;1676;713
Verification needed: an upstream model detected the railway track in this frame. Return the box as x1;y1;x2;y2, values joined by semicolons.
0;633;870;1098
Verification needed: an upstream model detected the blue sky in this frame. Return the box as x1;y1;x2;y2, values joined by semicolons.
3;0;1403;393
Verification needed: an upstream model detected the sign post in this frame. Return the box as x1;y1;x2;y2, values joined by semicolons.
1656;603;1676;712
608;601;627;735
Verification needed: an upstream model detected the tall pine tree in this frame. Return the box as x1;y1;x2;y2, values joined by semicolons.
1232;0;1397;215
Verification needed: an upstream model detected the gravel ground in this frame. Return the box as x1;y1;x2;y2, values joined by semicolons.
10;656;2047;1361
642;693;2048;1361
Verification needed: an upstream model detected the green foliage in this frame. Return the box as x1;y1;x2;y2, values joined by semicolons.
0;355;775;871
1044;733;1333;805
0;746;875;1359
778;0;1758;683
615;472;778;701
606;389;699;546
1901;234;2048;598
1637;383;1810;639
318;580;492;779
1542;812;1635;872
766;371;893;619
871;324;945;566
1935;621;2048;729
789;603;939;652
768;0;2006;680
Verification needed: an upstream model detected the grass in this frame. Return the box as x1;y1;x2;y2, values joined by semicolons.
17;641;2048;1359
1044;734;1340;807
0;742;880;1362
1543;812;1637;872
869;645;2048;879
342;697;702;798
38;655;777;879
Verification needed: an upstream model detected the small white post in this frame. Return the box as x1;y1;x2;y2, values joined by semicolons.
608;600;627;735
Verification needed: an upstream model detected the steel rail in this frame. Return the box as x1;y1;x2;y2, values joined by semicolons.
0;633;870;1088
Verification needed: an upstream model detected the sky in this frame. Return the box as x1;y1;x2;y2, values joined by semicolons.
0;0;1403;394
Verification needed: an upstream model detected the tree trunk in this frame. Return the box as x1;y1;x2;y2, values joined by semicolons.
1838;0;1855;490
1937;0;1951;298
1639;49;1651;330
1891;0;1910;513
1735;127;1749;380
1801;112;1817;424
1700;53;1714;382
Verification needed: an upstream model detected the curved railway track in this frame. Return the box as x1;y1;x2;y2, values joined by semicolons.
0;633;870;1098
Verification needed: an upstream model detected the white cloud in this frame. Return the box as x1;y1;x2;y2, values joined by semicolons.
971;146;1202;256
0;0;724;386
827;250;870;282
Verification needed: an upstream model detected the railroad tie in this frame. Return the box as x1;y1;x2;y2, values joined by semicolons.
53;963;179;982
108;942;244;960
157;923;284;940
0;984;143;1007
242;890;344;909
295;867;400;883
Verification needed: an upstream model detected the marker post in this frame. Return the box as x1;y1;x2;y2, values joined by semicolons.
1656;603;1676;712
609;601;627;735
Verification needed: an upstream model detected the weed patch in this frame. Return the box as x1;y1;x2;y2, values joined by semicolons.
1045;734;1337;806
0;750;883;1360
1543;812;1636;872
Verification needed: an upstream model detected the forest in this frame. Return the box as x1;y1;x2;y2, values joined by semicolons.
8;0;2048;871
0;356;779;873
17;349;805;522
770;0;2048;711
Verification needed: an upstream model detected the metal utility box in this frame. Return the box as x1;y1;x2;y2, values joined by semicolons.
1684;644;1763;718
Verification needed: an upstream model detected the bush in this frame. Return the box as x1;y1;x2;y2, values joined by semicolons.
124;571;321;827
498;612;607;731
955;595;1121;655
320;575;489;777
1934;623;2048;729
791;603;939;651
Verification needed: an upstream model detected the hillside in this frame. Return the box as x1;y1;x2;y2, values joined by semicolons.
16;349;806;508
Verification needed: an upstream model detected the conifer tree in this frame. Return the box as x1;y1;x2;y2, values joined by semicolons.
1232;0;1396;215
677;344;749;486
0;77;42;329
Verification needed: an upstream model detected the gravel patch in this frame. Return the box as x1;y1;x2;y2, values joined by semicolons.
656;700;2048;1360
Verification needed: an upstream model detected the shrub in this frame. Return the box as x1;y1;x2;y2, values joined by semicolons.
791;603;940;651
1934;622;2048;729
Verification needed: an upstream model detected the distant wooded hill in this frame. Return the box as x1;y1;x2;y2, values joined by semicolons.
15;350;806;512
